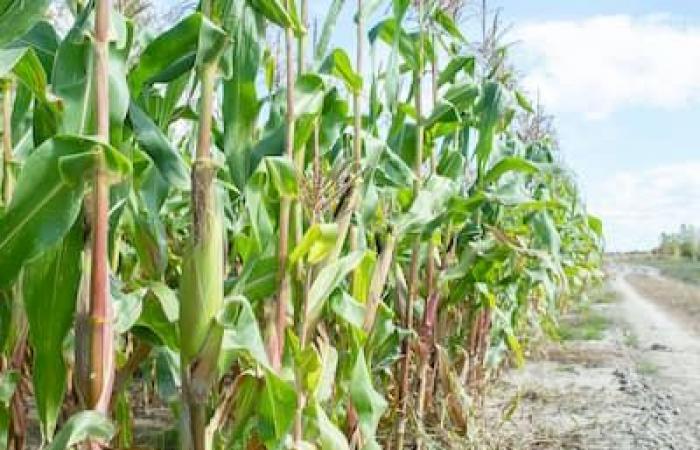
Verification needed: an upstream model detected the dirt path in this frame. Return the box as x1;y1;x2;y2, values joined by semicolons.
479;266;700;449
613;267;700;446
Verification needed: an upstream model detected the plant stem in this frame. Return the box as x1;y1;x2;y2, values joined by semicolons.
293;1;309;444
416;29;441;438
2;80;13;205
88;0;114;416
397;1;424;448
269;0;296;372
298;0;308;74
353;0;363;175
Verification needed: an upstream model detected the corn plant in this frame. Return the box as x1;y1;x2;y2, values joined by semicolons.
0;0;603;449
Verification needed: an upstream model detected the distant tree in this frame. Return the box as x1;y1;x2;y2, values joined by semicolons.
656;224;700;260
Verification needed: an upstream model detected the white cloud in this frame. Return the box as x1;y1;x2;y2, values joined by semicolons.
587;162;700;251
514;15;700;118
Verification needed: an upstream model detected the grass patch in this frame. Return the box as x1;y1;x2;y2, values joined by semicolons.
556;364;578;374
558;306;610;341
637;360;659;375
593;287;619;304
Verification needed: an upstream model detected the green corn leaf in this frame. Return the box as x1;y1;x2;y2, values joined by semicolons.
53;10;132;135
288;332;322;392
330;290;366;329
135;283;179;350
437;56;476;87
230;256;279;303
129;200;168;280
258;370;298;445
351;251;376;303
128;13;226;96
294;74;326;118
223;1;262;191
370;19;414;66
128;102;189;190
392;0;411;19
44;411;115;450
0;46;54;108
515;90;534;113
289;223;339;266
10;21;59;78
370;18;431;70
247;0;305;35
307;250;367;325
475;81;508;172
112;279;143;334
265;156;299;198
0;135;130;288
0;370;19;450
320;49;363;93
425;82;479;128
530;211;562;257
396;175;455;235
0;291;11;354
0;0;50;48
23;223;82;441
349;348;387;442
587;215;603;237
244;161;276;251
313;401;350;450
218;295;271;370
436;147;465;181
482;156;539;185
432;8;466;42
315;0;346;61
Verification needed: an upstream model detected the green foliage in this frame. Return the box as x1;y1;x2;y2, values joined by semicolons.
44;411;115;450
0;1;604;448
0;136;129;288
23;224;83;440
0;0;51;48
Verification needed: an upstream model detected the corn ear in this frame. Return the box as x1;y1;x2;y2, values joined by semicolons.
180;161;224;363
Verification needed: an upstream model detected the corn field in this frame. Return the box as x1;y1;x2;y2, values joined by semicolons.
0;0;603;449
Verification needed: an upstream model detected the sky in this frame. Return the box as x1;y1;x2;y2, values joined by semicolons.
151;0;700;252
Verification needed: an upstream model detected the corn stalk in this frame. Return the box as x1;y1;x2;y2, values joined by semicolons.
396;1;425;448
416;18;441;438
87;0;114;416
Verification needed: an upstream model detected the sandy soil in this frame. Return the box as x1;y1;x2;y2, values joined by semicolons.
480;265;700;450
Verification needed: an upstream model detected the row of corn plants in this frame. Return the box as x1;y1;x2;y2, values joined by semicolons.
0;0;603;449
